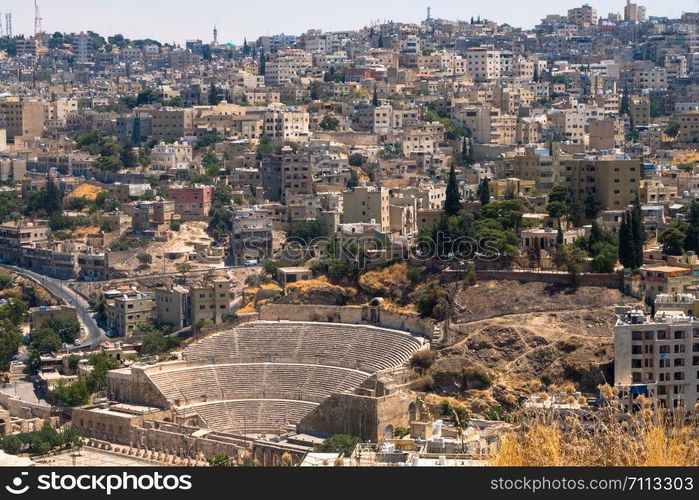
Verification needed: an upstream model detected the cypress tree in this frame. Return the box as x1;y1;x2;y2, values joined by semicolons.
477;177;490;207
684;200;699;254
618;211;633;269
631;194;644;268
444;165;462;216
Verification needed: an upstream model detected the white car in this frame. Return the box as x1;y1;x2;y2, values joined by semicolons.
74;339;81;346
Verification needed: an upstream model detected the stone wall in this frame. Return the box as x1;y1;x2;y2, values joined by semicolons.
313;132;378;147
0;392;54;420
297;391;415;441
258;304;436;338
475;270;623;289
106;367;170;408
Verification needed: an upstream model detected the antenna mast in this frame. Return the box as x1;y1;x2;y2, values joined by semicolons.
34;1;42;36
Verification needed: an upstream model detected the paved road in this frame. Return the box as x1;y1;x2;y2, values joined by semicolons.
1;264;107;348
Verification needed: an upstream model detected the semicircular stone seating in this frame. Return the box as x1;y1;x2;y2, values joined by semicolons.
183;321;424;372
148;321;425;434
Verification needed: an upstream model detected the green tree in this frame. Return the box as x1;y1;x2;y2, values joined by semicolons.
684;200;699;253
476;177;490;207
313;434;361;457
665;121;680;138
52;380;90;407
85;353;120;392
450;406;471;453
659;227;685;256
590;242;618;273
444;165;462;216
0;320;22;371
141;331;181;356
120;144;138;169
43;318;81;344
137;252;153;266
1;435;22;455
319;115;339;131
553;244;588;288
348;153;365;167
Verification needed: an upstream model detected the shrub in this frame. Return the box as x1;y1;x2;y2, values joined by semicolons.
409;374;435;392
1;435;21;455
416;281;450;320
410;350;436;370
461;367;493;389
170;221;181;231
406;267;423;285
394;427;410;438
313;434;361;457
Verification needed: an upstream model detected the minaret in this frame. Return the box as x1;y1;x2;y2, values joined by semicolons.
213;26;218;45
427;6;431;20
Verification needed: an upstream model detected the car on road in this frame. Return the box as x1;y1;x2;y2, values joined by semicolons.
10;360;24;366
74;339;81;346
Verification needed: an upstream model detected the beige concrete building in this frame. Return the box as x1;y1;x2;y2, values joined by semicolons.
190;278;235;327
342;186;390;232
150;107;194;140
105;290;155;338
629;94;650;127
614;307;698;410
0;97;45;140
149;141;193;172
567;4;597;27
154;285;190;329
263;105;310;142
674;111;699;142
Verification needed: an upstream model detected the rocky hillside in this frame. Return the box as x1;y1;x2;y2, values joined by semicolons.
418;280;642;413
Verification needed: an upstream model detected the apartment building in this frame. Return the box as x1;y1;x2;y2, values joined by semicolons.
281;151;313;203
150;141;193;172
674;111;699;142
104;290;155;338
547;110;586;144
168;186;214;217
588;118;624;151
453;105;515;145
464;47;502;82
263;106;310;142
567;4;597;28
0;97;46;140
190;278;235;327
150;107;194;140
265;51;313;85
0;221;50;264
629;94;650;126
154;285;190;329
342;186;391;232
561;155;641;210
614;308;698;410
231;217;274;265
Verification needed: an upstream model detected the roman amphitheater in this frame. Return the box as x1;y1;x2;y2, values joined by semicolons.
72;304;438;465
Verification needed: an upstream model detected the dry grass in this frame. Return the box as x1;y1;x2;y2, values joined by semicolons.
358;262;409;296
491;386;699;466
68;183;106;200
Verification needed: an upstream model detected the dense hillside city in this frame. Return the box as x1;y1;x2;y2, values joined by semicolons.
0;1;698;468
